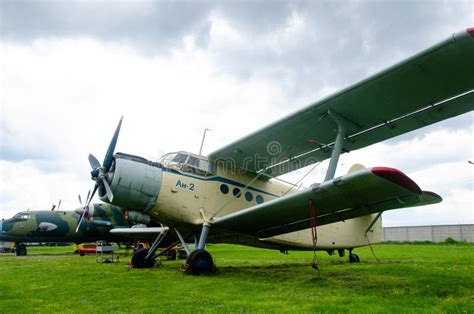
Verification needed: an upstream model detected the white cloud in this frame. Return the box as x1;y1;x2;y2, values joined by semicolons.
0;160;89;216
0;37;296;218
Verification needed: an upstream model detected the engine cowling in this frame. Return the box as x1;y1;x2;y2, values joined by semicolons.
99;153;163;212
124;210;151;225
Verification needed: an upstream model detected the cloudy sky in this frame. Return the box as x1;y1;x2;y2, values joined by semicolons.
0;0;472;227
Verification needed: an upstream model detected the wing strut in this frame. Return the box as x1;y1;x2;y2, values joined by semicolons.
364;212;382;262
365;212;383;235
324;110;359;181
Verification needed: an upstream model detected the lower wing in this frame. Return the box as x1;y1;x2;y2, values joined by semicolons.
213;167;441;238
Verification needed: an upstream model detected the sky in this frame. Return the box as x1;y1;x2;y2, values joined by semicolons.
0;0;472;227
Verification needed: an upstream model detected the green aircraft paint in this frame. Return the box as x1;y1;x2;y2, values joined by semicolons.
0;203;130;245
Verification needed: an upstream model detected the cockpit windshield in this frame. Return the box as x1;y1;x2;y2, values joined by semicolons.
14;213;31;220
159;152;215;176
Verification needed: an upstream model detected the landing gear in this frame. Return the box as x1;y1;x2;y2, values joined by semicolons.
348;251;360;263
184;249;215;275
337;249;345;257
15;243;27;256
131;248;155;268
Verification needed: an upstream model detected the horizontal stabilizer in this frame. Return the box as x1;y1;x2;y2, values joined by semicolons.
213;167;441;238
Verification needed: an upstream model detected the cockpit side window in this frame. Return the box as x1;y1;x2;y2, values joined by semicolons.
168;153;188;168
188;156;199;166
161;152;216;177
198;159;216;174
181;157;216;177
172;154;188;164
159;153;175;165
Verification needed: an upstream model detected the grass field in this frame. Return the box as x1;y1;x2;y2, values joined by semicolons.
0;243;473;313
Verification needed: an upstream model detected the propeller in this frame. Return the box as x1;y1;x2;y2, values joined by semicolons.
75;116;123;233
75;190;91;233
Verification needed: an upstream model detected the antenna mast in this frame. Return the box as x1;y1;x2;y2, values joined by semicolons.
199;128;212;155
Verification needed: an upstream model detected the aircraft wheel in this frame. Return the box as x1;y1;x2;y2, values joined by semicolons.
16;244;27;256
185;249;215;275
349;253;360;263
131;248;155;268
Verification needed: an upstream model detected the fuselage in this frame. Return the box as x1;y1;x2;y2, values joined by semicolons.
100;151;382;251
0;204;129;243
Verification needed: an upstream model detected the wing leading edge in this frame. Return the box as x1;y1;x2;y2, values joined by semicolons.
209;29;474;177
212;167;441;238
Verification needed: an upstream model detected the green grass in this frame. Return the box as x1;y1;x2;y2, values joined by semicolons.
0;243;473;313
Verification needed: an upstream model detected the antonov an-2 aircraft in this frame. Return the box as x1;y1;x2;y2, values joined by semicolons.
78;28;473;274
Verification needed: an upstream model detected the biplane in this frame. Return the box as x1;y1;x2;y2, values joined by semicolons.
78;28;473;274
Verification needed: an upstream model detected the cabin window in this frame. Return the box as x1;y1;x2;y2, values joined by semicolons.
233;188;241;198
245;191;253;202
256;195;264;204
220;184;229;194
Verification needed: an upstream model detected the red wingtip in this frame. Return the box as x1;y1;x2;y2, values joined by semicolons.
467;27;474;37
372;167;422;194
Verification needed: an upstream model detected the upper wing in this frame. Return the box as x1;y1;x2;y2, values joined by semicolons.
209;29;474;177
212;167;441;238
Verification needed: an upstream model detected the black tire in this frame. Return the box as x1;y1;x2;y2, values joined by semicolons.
16;244;27;256
185;249;215;275
349;253;360;263
131;248;155;268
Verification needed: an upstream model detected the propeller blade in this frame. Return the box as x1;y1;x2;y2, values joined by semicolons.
78;194;82;206
87;184;99;206
75;213;85;233
86;190;91;205
102;116;123;172
57;199;61;211
88;154;101;170
101;177;114;202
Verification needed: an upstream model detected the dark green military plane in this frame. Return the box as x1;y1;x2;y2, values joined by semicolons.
0;203;130;255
